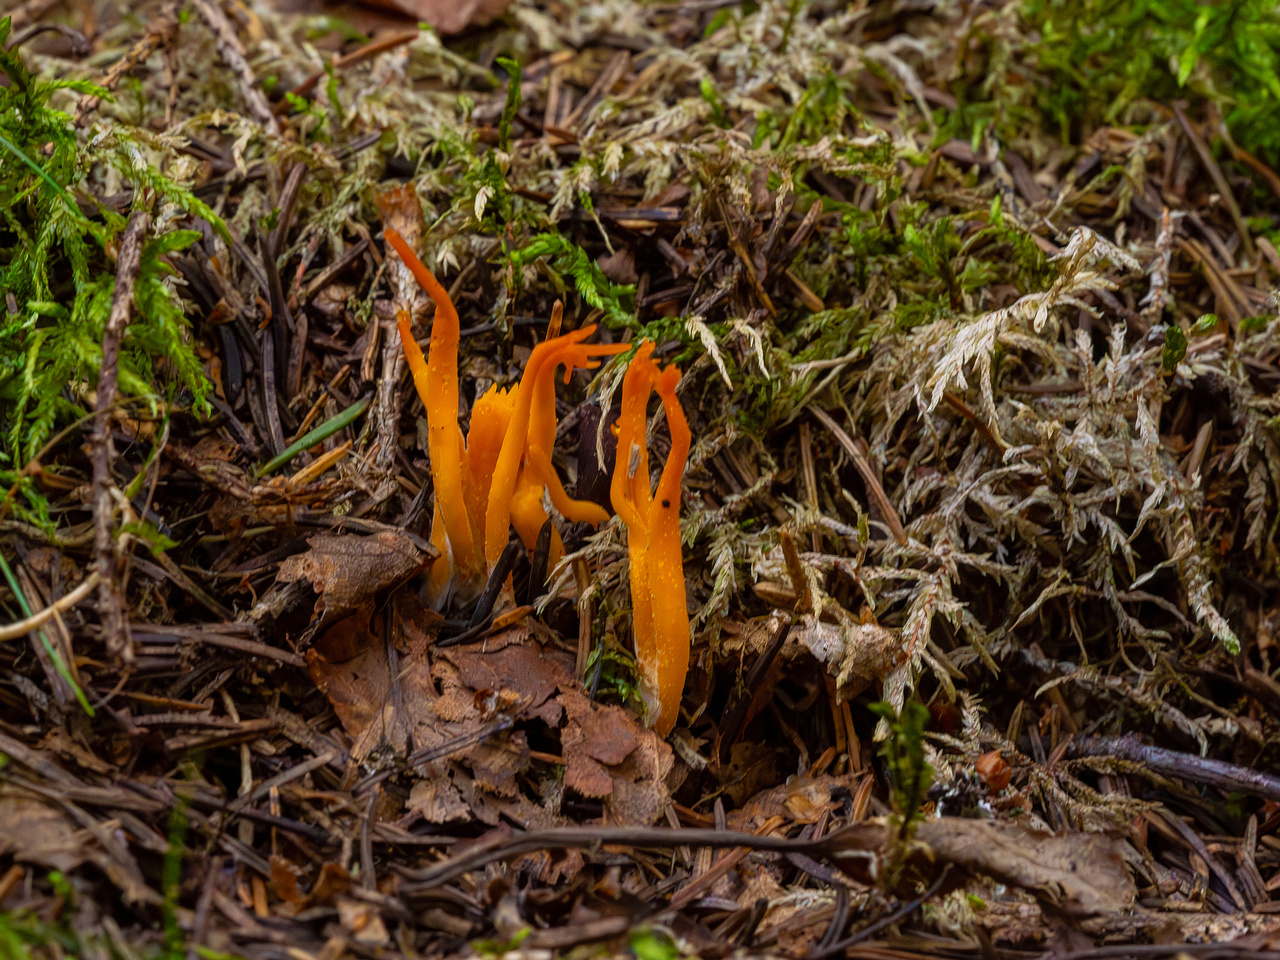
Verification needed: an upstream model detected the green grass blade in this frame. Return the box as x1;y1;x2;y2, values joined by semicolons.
0;131;82;218
256;397;370;477
0;551;94;716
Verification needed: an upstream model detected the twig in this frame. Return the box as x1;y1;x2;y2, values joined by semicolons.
1227;142;1280;203
188;0;280;137
134;628;307;668
0;571;100;641
1140;207;1177;326
74;0;181;126
807;863;953;959
5;22;88;54
810;407;907;545
1063;734;1280;803
1052;941;1272;960
361;789;378;889
92;209;150;664
1172;101;1255;264
717;613;792;761
4;0;60;32
396;824;838;890
1151;809;1246;911
287;30;421;105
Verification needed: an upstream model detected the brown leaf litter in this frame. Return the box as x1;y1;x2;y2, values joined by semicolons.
6;0;1280;955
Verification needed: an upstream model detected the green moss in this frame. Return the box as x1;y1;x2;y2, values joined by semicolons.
0;17;218;486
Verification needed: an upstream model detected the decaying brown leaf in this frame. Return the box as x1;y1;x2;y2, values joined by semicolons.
306;597;452;761
438;627;573;726
404;776;471;825
279;531;428;620
917;818;1136;917
559;688;676;824
728;772;862;831
0;795;90;873
832;817;1136;918
975;750;1012;791
357;0;510;37
790;614;904;695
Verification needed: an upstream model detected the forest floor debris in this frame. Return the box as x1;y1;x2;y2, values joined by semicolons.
2;0;1280;957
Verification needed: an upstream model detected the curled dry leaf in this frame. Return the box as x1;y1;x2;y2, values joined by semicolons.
728;771;864;831
338;897;390;946
279;531;430;620
975;749;1012;791
915;818;1135;917
0;795;158;906
597;248;639;285
790;614;904;695
830;817;1135;919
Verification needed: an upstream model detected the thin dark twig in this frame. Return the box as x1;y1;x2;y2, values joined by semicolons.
733;898;769;948
1171;101;1255;263
7;22;90;54
1054;945;1280;960
260;229;293;410
353;717;517;795
718;613;791;761
395;823;851;889
810;407;907;544
269;162;308;262
259;328;285;455
526;518;553;602
469;540;521;629
92;209;150;665
361;788;378;889
807;863;954;959
187;855;222;960
1064;734;1280;803
1152;809;1245;910
817;885;850;951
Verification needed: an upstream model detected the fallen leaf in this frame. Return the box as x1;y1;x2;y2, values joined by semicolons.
915;818;1135;917
721;740;782;808
309;863;352;905
470;730;530;797
597;248;638;285
558;689;674;824
357;0;510;35
439;629;573;726
791;614;904;695
607;730;675;825
270;855;305;907
0;796;88;873
728;773;861;831
828;817;1136;918
560;689;631;799
975;750;1012;791
307;597;475;764
338;897;390;945
279;531;427;621
405;776;471;825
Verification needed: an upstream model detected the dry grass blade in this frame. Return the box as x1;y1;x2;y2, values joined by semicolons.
810;407;906;545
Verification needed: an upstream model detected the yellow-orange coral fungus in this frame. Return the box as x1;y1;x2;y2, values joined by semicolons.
386;230;483;582
384;227;626;607
484;328;626;566
610;341;691;737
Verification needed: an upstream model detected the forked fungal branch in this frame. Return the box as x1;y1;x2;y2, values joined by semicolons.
610;340;691;736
